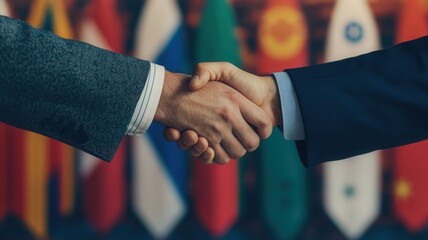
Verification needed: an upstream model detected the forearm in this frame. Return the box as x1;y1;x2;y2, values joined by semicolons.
287;36;428;166
0;16;150;160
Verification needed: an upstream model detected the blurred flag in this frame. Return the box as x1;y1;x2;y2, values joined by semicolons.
19;0;77;237
0;0;11;223
323;0;381;239
48;0;76;230
131;0;188;238
79;0;126;232
193;0;240;236
258;0;309;70
131;135;186;239
257;0;308;238
0;125;8;222
395;0;428;43
28;0;76;234
392;0;428;232
0;0;10;16
8;128;25;222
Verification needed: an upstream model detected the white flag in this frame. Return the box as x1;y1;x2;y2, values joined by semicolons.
132;0;187;238
131;136;185;239
323;0;381;239
0;0;10;16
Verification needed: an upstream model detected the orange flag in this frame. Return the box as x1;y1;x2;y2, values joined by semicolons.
392;0;428;232
258;0;308;73
257;0;308;239
16;0;76;237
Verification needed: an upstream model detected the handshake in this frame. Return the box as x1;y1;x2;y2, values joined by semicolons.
154;62;282;165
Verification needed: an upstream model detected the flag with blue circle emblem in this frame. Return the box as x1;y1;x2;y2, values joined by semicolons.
323;0;381;239
131;0;189;238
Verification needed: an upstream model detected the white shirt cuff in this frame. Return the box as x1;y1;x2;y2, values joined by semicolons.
126;63;165;135
273;72;305;140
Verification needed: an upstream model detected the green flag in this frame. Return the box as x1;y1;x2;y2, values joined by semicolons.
257;0;308;238
261;129;307;239
195;0;241;64
193;0;242;236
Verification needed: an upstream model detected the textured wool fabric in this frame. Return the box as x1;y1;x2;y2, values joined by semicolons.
0;16;151;161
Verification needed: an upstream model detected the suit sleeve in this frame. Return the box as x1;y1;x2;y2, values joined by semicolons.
286;36;428;166
0;16;151;161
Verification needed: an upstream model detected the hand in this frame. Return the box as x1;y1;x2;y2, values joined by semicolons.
154;70;272;164
164;62;282;160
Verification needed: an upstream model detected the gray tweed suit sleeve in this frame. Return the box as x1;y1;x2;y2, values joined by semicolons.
0;16;151;161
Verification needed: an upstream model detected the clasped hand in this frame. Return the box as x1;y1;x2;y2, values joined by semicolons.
154;62;282;165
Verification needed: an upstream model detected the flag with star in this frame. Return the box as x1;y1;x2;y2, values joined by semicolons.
323;0;381;239
392;0;428;232
78;0;127;232
131;0;188;238
193;0;240;237
257;0;308;238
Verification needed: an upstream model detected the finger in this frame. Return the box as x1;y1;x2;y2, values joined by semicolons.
232;115;260;152
212;144;232;165
190;62;257;94
163;128;181;142
238;95;273;139
220;134;247;160
177;130;199;150
190;62;238;91
190;137;209;156
200;147;215;164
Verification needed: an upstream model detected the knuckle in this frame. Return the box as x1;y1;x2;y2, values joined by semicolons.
207;131;222;145
246;137;260;152
226;90;239;103
220;107;233;122
258;116;272;139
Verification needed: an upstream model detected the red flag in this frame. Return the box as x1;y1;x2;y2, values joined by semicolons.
82;143;126;232
393;142;428;231
396;0;428;43
8;127;26;221
193;160;238;236
0;124;8;221
392;0;428;232
79;0;126;232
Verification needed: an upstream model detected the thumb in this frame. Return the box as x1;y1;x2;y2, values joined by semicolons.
189;73;209;91
189;62;235;91
189;65;213;91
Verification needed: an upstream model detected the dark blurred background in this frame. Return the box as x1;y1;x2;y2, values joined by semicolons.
1;0;428;239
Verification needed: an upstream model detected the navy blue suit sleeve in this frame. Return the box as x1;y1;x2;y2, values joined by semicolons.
287;36;428;166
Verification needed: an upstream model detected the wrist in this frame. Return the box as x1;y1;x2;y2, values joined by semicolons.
154;71;191;126
263;75;282;127
154;71;176;125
